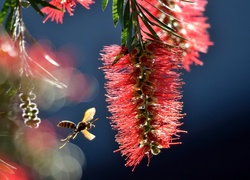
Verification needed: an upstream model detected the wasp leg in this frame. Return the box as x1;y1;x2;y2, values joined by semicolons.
72;132;79;139
59;141;69;149
61;132;75;141
59;133;74;149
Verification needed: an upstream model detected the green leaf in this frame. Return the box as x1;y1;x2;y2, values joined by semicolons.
121;28;127;47
181;0;195;3
117;0;124;26
112;0;119;27
121;1;130;46
102;0;109;11
137;3;175;32
28;0;44;16
126;14;133;50
4;6;15;33
139;14;159;40
123;0;129;28
37;0;61;10
137;3;186;40
0;0;10;25
142;30;175;47
112;50;125;65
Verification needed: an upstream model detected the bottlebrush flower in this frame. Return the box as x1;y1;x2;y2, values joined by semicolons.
138;0;213;71
100;42;186;170
41;0;94;23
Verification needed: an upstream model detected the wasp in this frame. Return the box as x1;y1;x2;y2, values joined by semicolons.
57;107;98;149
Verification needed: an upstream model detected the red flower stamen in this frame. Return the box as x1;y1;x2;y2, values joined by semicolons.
41;0;94;23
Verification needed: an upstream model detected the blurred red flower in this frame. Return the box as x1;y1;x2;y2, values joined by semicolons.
0;33;20;74
0;158;30;180
41;0;95;23
100;42;185;170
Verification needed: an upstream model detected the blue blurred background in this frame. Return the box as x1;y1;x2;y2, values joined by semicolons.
15;0;250;179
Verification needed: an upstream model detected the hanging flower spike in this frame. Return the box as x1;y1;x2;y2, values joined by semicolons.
137;0;213;71
41;0;95;24
100;42;186;170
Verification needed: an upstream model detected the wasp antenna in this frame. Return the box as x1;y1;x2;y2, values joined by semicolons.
61;133;74;142
72;132;79;139
92;118;98;123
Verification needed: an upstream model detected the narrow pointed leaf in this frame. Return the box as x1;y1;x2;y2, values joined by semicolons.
137;4;186;40
138;13;159;41
28;0;44;16
142;30;176;47
117;0;124;27
112;50;127;65
112;0;119;27
37;0;61;10
5;7;15;33
181;0;195;3
123;0;130;28
0;0;10;24
121;1;131;46
121;28;127;47
126;14;133;51
137;3;175;32
121;15;133;50
102;0;109;11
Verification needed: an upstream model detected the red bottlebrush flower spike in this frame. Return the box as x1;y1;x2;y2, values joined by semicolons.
138;0;213;71
41;0;94;23
100;42;186;170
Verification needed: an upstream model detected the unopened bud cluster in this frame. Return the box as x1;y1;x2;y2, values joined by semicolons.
19;89;41;128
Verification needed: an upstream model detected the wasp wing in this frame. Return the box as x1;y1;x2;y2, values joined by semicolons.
82;129;95;140
82;107;96;123
57;120;76;129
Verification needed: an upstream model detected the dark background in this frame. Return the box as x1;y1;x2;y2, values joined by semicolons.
10;1;250;179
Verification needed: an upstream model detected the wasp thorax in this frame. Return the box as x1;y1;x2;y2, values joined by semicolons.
76;122;88;131
77;122;93;131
